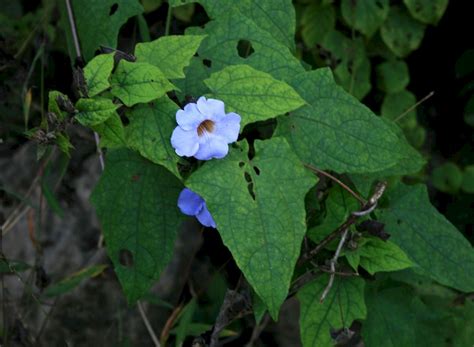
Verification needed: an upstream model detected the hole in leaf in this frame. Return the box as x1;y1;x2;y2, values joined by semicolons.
253;166;260;176
375;0;384;9
244;171;256;200
237;39;255;58
109;3;119;15
203;59;212;68
244;171;252;183
119;249;134;267
239;161;245;168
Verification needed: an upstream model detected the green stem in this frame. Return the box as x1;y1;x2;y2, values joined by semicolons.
165;2;173;36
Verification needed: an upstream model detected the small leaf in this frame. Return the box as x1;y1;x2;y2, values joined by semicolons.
378;183;474;292
376;60;410;94
380;6;426;57
462;165;474;193
110;60;175;106
341;0;389;37
298;275;366;347
403;0;448;25
0;259;31;273
187;138;316;319
71;0;143;61
135;35;206;79
75;98;119;126
301;3;335;47
55;133;74;158
345;237;414;274
83;53;115;97
48;91;70;121
91;114;126;148
204;64;306;128
381;90;417;129
44;265;107;297
91;149;184;302
126;96;181;178
431;162;463;194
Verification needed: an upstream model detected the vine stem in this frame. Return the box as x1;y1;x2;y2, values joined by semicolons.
304;164;366;205
165;2;173;36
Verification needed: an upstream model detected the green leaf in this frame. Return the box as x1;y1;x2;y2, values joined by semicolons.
91;114;126;148
381;90;417;129
431;162;463;194
187;138;316;319
135;35;206;79
403;0;448;25
181;0;296;51
173;57;211;101
334;54;371;100
48;91;69;121
204;65;306;128
173;3;195;22
75;98;119;126
141;0;162;13
308;186;358;243
44;265;107;297
378;183;474;292
55;133;74;158
376;60;410;94
72;0;143;61
110;60;175;107
91;149;184;302
463;95;474;127
341;0;389;37
380;6;426;57
126;96;181;178
277;68;416;174
362;285;419;347
83;53;115;97
300;3;335;47
345;237;414;274
298;275;366;347
196;10;304;81
462;165;474;193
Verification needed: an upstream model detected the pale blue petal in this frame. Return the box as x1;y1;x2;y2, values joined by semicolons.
214;112;241;143
176;103;205;131
196;96;226;121
178;188;204;216
196;202;216;228
194;134;229;160
171;126;199;157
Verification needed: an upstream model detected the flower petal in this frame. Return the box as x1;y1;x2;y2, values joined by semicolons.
196;202;216;228
171;126;199;157
214;112;241;143
178;188;204;216
195;134;229;160
176;102;205;131
196;96;226;121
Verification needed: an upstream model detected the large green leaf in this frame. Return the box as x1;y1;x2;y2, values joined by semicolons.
298;275;366;347
83;53;115;97
75;98;119;126
380;6;426;57
91;149;184;302
196;10;304;81
174;0;296;51
276;68;417;174
110;61;175;106
126;96;181;178
378;183;474;292
341;0;389;37
403;0;449;25
344;237;414;275
204;65;306;128
72;0;143;61
135;35;206;79
187;138;316;319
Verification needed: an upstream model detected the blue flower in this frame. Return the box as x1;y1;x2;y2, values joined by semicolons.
178;188;216;228
171;96;241;160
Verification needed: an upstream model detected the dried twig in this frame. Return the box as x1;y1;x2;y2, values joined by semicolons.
138;301;161;347
246;313;271;347
304;164;366;205
394;91;434;123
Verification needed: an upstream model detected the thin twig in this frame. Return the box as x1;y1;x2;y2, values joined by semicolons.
304;164;366;205
394;91;435;123
165;2;172;36
93;132;105;171
319;228;349;303
65;0;81;60
246;313;271;347
137;301;161;347
160;304;183;345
